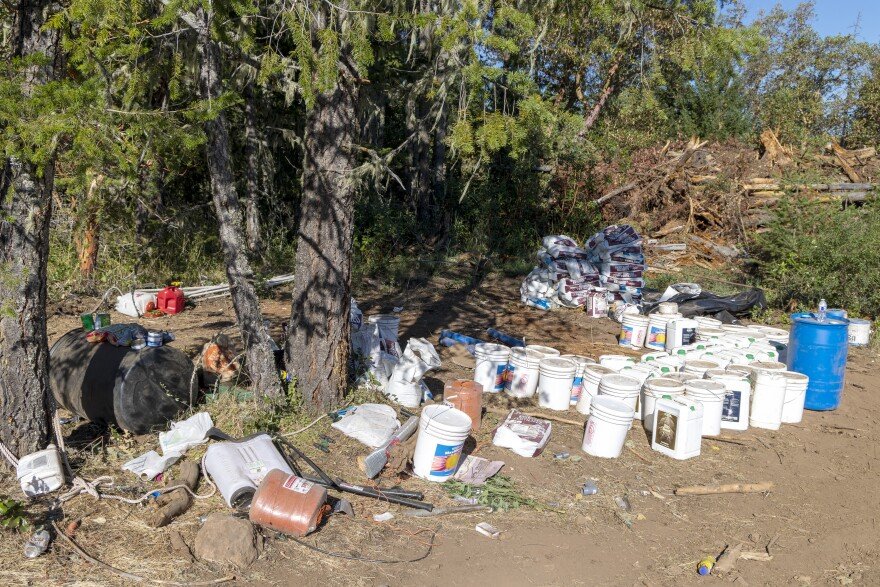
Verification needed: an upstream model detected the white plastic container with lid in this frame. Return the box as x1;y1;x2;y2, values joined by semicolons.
741;348;772;363
848;319;872;346
412;405;472;482
504;347;544;398
756;325;790;345
17;444;64;497
720;334;751;349
706;369;751;431
537;358;577;411
652;355;683;375
747;342;779;361
651;396;703;460
599;354;636;371
696;326;725;341
645;313;678;351
641;378;686;433
559;354;595;405
641;351;668;363
780;371;809;423
665;372;701;384
619;314;650;349
665;317;698;351
748;360;786;372
597;373;642;412
682;359;723;378
525;344;560;359
738;328;767;344
694;316;723;329
473;343;511;393
714;349;749;365
749;370;786;430
684;379;726;436
582;396;635;458
575;364;617;415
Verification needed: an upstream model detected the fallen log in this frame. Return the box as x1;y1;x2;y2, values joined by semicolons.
688;234;740;259
743;182;875;192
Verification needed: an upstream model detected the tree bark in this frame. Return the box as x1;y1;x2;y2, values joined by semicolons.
197;9;279;399
244;84;263;256
0;0;61;458
76;174;103;286
285;64;359;413
581;56;621;133
405;89;433;224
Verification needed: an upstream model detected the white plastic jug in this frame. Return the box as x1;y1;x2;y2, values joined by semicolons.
17;444;64;497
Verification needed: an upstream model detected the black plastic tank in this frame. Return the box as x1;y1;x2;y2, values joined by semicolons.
50;329;195;434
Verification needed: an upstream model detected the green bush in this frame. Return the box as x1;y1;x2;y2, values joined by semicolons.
752;196;880;317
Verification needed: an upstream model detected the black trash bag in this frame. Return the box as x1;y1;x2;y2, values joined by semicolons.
641;289;767;322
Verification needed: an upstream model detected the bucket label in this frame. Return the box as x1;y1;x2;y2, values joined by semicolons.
585;419;596;446
654;410;678;449
282;475;314;494
571;376;584;402
682;327;697;345
721;390;742;422
504;364;517;390
619;324;635;346
493;364;507;392
431;442;464;477
646;326;666;348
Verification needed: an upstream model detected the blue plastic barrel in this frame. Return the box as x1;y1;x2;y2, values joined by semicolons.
787;314;849;410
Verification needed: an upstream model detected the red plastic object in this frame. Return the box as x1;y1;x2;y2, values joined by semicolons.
157;286;186;315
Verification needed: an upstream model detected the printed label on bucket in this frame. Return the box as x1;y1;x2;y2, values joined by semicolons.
646;326;666;347
682;327;697;345
431;443;464;477
654;410;678;449
282;475;314;494
721;391;742;422
585;420;596;446
493;364;507;392
503;364;517;390
619;325;635;346
571;376;584;402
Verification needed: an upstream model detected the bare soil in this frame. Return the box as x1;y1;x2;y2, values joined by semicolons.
3;271;878;586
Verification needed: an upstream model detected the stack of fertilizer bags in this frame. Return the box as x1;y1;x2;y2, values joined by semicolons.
520;235;601;309
585;224;645;305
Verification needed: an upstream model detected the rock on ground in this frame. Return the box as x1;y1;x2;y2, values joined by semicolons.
193;514;260;569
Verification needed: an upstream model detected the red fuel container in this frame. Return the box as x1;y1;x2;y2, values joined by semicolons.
157;286;185;315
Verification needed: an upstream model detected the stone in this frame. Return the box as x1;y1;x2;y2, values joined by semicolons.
194;514;259;569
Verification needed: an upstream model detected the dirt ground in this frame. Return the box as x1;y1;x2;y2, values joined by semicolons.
2;271;878;586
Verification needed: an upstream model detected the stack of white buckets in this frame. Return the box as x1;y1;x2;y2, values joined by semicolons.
467;306;808;462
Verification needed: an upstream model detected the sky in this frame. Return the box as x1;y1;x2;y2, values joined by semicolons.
741;0;880;43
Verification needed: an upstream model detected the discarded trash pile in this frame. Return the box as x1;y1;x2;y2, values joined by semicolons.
520;225;645;310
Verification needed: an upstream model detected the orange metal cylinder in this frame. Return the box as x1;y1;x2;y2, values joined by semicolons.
248;469;328;537
444;379;483;431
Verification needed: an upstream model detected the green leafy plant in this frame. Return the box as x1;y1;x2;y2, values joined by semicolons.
444;475;536;511
0;496;30;532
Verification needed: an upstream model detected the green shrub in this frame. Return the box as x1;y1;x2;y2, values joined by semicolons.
752;196;880;317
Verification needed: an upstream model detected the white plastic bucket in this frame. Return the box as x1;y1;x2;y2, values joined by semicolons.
576;364;616;415
721;334;752;349
665;372;702;384
725;364;754;379
641;378;685;432
741;348;772;363
560;354;594;405
739;328;767;343
599;354;636;371
658;302;679;315
368;314;402;358
720;324;747;333
641;351;668;363
473;343;511;393
706;370;751;431
582;396;634;458
756;326;790;345
645;314;677;351
412;405;472;482
696;327;725;342
848;319;872;346
750;370;786;430
504;347;544;398
684;379;726;436
619;314;650;349
694;316;723;329
749;360;786;372
682;359;723;378
597;374;641;412
746;343;779;362
537;358;577;411
780;371;809;424
652;355;683;375
666;318;698;351
525;345;560;359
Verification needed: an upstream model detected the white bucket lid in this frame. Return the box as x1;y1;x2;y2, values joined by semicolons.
421;404;472;432
706;369;748;383
684;359;721;371
641;352;668;362
525;344;561;358
665;372;701;383
559;354;594;368
644;377;685;396
599;373;641;393
474;342;511;360
849;318;871;325
750;360;786;371
720;324;747;332
583;364;616;380
509;347;544;368
781;370;808;384
695;316;723;327
696;327;725;338
590;395;635;419
540;357;577;375
685;379;726;399
599;354;636;365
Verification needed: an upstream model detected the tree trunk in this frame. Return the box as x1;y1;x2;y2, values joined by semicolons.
77;174;103;286
285;69;359;413
197;10;279;399
581;56;621;133
0;0;61;458
244;84;263;256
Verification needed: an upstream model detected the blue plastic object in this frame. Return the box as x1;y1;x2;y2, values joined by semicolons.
827;308;847;320
486;328;525;347
787;313;849;411
438;330;485;346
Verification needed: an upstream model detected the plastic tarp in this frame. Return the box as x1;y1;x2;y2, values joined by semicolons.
641;288;767;321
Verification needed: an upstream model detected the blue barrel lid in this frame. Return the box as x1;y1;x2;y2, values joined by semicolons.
790;313;849;327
